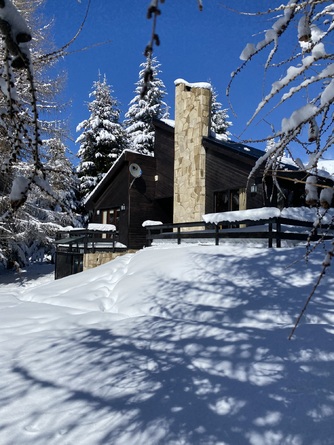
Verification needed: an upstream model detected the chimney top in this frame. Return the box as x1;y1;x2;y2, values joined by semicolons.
174;78;212;91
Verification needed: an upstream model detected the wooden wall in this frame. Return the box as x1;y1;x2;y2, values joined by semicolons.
204;138;265;214
86;151;159;249
128;155;157;249
153;120;174;200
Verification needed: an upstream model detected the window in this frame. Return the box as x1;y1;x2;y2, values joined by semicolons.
102;208;121;229
214;190;240;212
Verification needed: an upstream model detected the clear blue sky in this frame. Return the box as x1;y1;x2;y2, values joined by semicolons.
41;0;302;161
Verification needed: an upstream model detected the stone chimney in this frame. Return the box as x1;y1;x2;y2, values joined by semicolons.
173;79;212;223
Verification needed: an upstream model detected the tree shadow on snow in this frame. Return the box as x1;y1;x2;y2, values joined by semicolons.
7;246;334;445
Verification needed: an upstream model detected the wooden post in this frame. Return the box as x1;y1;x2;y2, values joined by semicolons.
268;221;273;248
276;218;281;248
215;224;219;245
146;228;151;247
112;231;116;252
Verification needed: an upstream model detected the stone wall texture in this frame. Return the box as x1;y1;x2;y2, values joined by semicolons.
173;82;212;223
83;251;128;271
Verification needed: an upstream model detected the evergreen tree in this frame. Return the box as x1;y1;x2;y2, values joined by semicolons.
43;138;79;213
0;0;81;267
210;87;232;140
76;73;127;199
124;56;168;155
1;137;80;267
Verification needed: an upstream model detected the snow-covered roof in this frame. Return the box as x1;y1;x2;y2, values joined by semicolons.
203;136;265;160
160;118;175;128
317;159;334;176
279;156;334;181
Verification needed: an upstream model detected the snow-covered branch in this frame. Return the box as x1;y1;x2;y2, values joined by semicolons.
228;1;334;170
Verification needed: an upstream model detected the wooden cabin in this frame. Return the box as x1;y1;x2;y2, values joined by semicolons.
84;79;321;251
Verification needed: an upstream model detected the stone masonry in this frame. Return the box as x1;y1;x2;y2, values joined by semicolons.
173;80;212;223
83;251;136;271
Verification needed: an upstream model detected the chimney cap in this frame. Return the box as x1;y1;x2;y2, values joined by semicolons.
174;78;212;90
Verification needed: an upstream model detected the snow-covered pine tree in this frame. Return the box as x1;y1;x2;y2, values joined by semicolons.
0;0;82;268
76;73;127;199
210;87;232;140
124;56;168;155
43;138;80;214
1;136;81;267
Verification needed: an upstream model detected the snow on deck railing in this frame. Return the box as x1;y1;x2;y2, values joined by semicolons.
145;207;334;249
57;223;116;232
87;223;116;232
203;207;334;225
142;220;163;227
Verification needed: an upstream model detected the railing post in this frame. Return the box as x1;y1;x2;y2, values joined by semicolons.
276;218;281;248
84;232;88;254
215;224;219;245
146;228;151;247
268;220;273;248
177;226;181;244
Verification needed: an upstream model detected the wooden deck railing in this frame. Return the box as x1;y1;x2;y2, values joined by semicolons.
55;229;123;254
145;217;334;248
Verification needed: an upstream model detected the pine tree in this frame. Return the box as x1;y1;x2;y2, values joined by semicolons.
76;73;127;199
210;87;232;140
1;137;80;267
43;138;79;213
0;0;81;267
124;56;168;155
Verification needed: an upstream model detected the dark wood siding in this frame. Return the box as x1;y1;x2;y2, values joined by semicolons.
86;152;161;250
94;166;129;210
204;139;265;214
128;155;157;249
154;120;174;200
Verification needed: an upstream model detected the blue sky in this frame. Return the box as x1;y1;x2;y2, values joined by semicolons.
41;0;304;161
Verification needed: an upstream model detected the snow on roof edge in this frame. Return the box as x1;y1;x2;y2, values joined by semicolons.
83;148;151;205
160;118;175;128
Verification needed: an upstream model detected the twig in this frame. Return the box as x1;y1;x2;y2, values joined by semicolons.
288;243;334;340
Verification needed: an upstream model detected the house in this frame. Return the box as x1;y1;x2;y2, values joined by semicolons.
85;79;328;250
56;79;334;277
54;78;334;279
84;79;275;250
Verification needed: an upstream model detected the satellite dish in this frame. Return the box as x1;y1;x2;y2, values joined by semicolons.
129;163;142;178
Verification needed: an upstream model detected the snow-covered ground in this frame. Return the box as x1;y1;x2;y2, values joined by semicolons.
1;243;334;445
